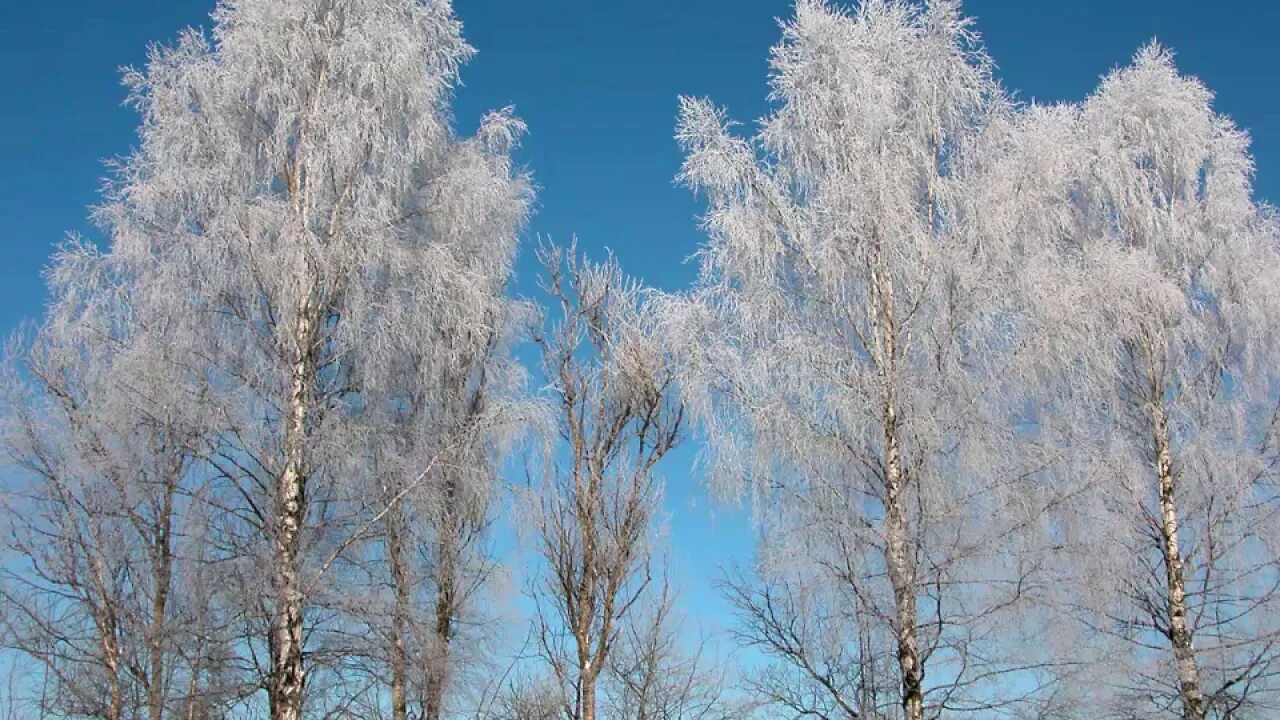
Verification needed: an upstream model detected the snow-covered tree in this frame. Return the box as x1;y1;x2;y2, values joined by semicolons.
89;1;531;717
527;245;685;720
333;97;532;720
0;242;241;720
1017;45;1280;720
663;2;1058;718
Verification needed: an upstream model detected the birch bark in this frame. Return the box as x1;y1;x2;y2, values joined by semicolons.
269;301;318;720
1152;401;1205;720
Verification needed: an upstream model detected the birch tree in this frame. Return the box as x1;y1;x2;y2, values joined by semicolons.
603;579;747;720
1018;46;1280;720
90;1;531;717
528;245;684;720
333;105;531;720
0;243;237;720
663;2;1057;718
490;677;563;720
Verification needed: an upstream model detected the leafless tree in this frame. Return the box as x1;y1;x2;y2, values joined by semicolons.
526;244;684;720
488;676;563;720
603;577;746;720
721;554;898;720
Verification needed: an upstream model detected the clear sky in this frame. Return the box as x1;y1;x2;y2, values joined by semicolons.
3;0;1280;636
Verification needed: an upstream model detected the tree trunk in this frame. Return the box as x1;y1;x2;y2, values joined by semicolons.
421;602;451;720
101;627;125;720
148;483;176;720
269;308;316;720
578;672;597;720
873;258;924;720
387;505;410;720
91;546;125;720
1153;403;1205;720
573;469;599;720
423;513;457;720
856;590;878;718
884;412;923;720
148;565;170;720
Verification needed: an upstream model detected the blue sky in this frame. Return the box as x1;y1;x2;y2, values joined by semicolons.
4;0;1280;638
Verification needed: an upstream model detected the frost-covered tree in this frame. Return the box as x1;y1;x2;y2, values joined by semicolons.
663;3;1059;718
89;1;531;717
356;250;529;720
1015;46;1280;720
0;243;239;720
330;97;531;720
527;246;684;720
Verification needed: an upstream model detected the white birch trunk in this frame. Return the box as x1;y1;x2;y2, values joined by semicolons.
873;265;924;720
1152;402;1205;720
269;303;317;720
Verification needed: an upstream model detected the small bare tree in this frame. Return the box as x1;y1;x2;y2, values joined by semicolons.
489;676;564;720
603;578;745;720
527;244;684;720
